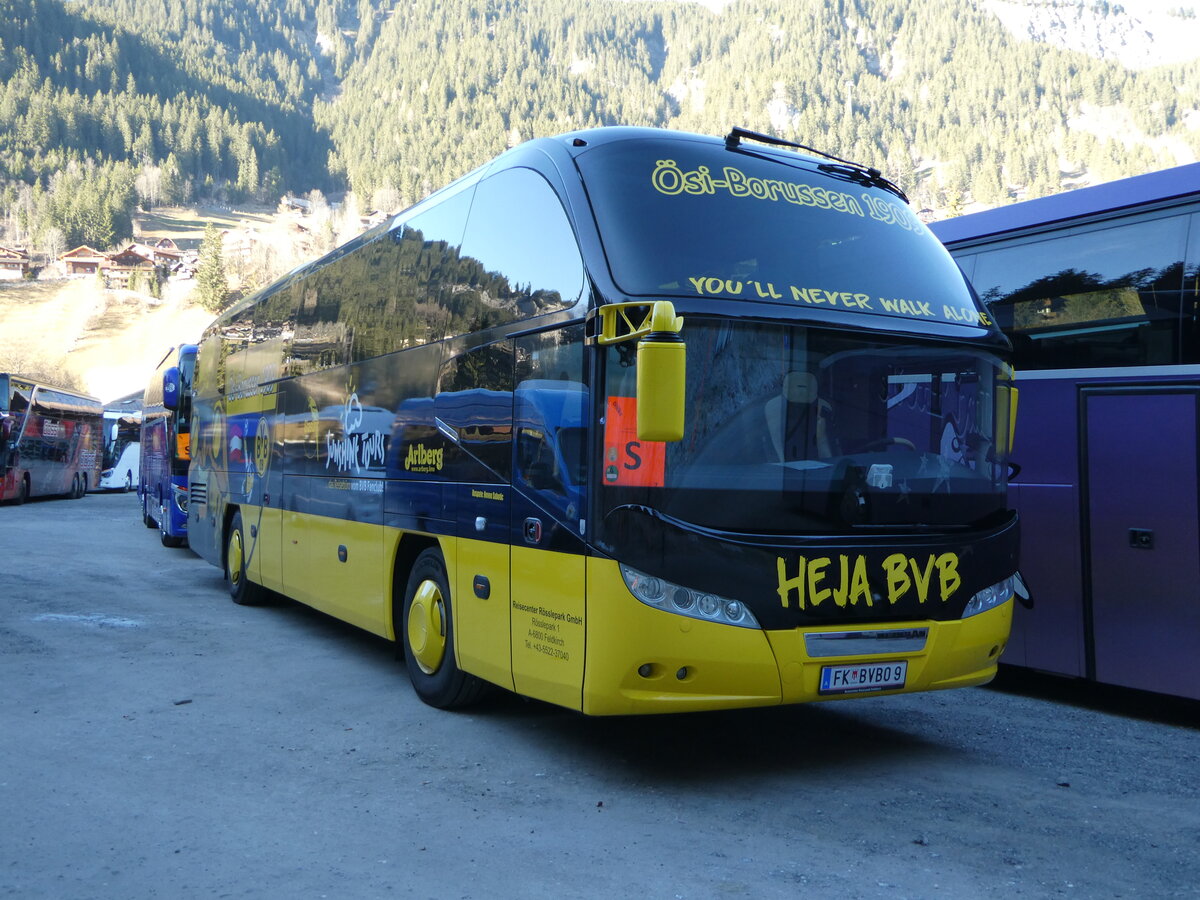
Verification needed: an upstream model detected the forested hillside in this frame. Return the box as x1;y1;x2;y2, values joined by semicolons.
2;0;1199;258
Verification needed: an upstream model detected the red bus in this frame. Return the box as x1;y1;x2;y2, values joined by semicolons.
0;374;104;503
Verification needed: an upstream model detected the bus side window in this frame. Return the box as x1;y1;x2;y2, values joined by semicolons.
436;342;515;483
514;327;587;522
970;214;1189;370
459;167;587;321
389;189;474;348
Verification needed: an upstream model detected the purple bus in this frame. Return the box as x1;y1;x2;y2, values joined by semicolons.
930;164;1200;700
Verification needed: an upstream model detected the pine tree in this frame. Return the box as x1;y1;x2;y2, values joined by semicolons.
195;223;229;312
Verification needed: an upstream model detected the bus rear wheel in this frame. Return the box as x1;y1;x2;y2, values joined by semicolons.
400;548;486;709
226;510;266;605
142;492;156;528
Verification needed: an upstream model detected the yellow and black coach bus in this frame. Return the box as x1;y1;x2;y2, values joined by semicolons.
186;126;1024;715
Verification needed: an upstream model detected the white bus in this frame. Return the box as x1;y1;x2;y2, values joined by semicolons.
99;410;141;491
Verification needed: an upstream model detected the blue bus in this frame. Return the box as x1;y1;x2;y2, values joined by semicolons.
930;163;1200;700
140;344;196;547
186;126;1021;715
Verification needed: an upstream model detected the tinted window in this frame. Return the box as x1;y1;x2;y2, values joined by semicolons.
514;326;587;524
434;342;515;483
968;214;1189;369
459;167;586;320
1183;211;1200;364
576;139;987;330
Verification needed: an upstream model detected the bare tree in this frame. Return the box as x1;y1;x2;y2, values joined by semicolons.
0;349;87;391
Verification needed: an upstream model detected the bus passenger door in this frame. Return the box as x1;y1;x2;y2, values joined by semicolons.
435;345;518;691
507;332;589;711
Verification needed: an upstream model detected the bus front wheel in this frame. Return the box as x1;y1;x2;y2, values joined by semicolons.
226;511;265;605
160;502;186;548
400;549;486;709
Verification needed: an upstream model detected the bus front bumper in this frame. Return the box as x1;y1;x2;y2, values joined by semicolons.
582;560;1012;715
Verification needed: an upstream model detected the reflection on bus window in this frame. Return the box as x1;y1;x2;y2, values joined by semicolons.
969;215;1188;369
600;321;1011;534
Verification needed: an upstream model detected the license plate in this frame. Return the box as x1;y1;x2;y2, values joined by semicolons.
819;661;908;695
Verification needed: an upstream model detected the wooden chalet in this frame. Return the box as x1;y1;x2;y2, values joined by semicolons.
104;246;159;286
0;246;31;279
59;245;108;276
127;241;182;266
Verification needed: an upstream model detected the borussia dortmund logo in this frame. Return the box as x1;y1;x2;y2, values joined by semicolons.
254;415;270;476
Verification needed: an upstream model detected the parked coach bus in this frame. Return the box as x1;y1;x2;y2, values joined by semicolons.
187;126;1023;715
0;374;103;503
930;162;1200;701
99;409;140;491
140;345;196;546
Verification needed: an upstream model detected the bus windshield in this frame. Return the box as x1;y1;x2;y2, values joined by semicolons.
576;137;989;331
598;319;1012;538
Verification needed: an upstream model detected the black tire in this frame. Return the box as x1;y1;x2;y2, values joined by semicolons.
123;472;132;493
142;492;156;528
14;476;28;505
225;510;266;605
400;548;487;709
159;503;185;548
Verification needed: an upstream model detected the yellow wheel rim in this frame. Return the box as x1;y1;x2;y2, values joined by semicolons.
228;530;244;587
408;579;446;675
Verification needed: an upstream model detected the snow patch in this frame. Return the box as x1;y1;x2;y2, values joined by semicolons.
1069;101;1197;165
667;75;707;113
766;82;801;132
983;0;1200;69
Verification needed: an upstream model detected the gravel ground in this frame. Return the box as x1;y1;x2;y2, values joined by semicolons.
2;492;1197;899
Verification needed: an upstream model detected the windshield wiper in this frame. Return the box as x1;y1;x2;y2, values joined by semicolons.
724;126;909;202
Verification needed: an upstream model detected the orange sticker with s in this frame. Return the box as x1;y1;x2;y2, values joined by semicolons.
603;396;666;487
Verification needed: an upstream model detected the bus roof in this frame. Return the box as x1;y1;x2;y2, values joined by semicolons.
929;162;1200;246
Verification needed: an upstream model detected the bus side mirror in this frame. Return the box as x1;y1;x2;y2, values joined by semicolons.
636;302;686;443
596;300;687;443
163;366;181;411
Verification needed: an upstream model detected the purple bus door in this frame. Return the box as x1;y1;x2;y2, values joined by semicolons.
1083;389;1200;700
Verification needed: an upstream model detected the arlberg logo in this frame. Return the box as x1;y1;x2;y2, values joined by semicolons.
404;442;444;473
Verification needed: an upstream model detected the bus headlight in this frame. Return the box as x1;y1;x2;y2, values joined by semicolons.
620;563;760;629
962;575;1016;619
172;484;188;514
